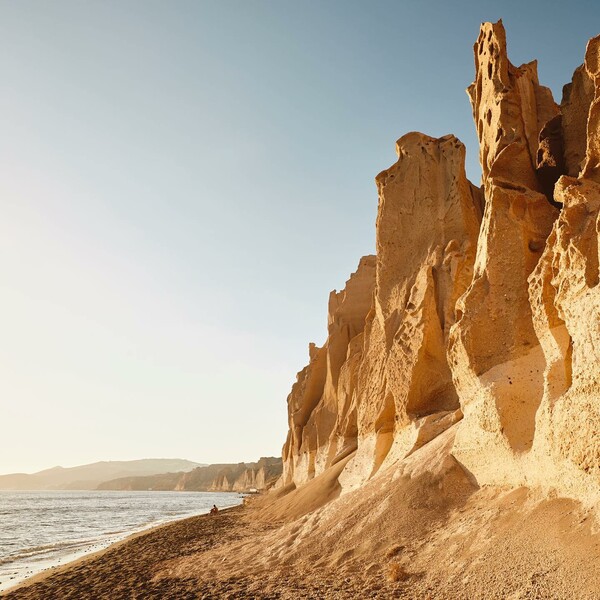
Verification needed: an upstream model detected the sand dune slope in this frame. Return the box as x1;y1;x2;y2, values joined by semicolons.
161;428;600;598
6;427;597;599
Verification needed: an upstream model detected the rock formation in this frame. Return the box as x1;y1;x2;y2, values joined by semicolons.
202;457;282;492
451;24;600;499
448;20;561;484
525;34;600;499
97;457;282;492
282;133;483;490
280;21;600;505
281;256;376;486
345;133;482;490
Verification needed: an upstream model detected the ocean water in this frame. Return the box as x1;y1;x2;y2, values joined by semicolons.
0;490;243;591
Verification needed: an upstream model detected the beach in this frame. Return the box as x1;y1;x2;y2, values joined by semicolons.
1;492;404;600
2;507;252;600
0;490;243;592
1;503;370;600
4;452;600;600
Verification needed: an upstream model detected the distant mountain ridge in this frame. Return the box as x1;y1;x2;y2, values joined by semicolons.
97;457;283;492
0;459;205;491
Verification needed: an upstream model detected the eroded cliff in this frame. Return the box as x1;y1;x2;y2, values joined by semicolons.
97;457;282;492
281;20;600;505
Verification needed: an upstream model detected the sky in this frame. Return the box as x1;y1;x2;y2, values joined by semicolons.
0;0;598;474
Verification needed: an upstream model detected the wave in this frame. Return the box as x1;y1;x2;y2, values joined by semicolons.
0;537;104;566
0;491;243;576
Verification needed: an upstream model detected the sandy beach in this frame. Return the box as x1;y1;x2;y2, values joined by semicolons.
4;442;600;600
1;502;372;600
1;502;413;599
1;506;254;600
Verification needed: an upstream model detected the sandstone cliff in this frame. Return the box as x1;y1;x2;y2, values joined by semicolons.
282;256;376;486
97;457;282;492
280;20;600;505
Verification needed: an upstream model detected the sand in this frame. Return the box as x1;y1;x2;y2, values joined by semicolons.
1;507;253;600
1;499;597;600
3;489;600;600
4;448;600;600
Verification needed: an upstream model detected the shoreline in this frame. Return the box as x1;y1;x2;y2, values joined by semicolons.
1;499;243;596
1;504;250;599
4;479;600;599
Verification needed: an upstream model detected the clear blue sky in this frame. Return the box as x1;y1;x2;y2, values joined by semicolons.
1;1;597;473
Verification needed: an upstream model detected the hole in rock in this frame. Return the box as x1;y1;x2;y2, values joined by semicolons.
528;239;545;253
536;114;566;208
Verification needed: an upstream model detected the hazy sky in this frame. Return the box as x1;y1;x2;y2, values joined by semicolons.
1;1;598;474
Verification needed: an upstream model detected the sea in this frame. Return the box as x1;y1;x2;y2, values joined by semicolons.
0;490;243;592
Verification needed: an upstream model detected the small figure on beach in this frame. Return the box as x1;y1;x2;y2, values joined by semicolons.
210;505;219;515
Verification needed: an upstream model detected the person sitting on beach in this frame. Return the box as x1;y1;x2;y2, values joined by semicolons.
210;505;218;515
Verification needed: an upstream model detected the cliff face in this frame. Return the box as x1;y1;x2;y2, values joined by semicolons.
98;457;282;492
281;21;600;504
282;134;483;489
345;133;483;490
282;256;376;486
195;457;282;492
449;20;561;484
451;24;600;499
